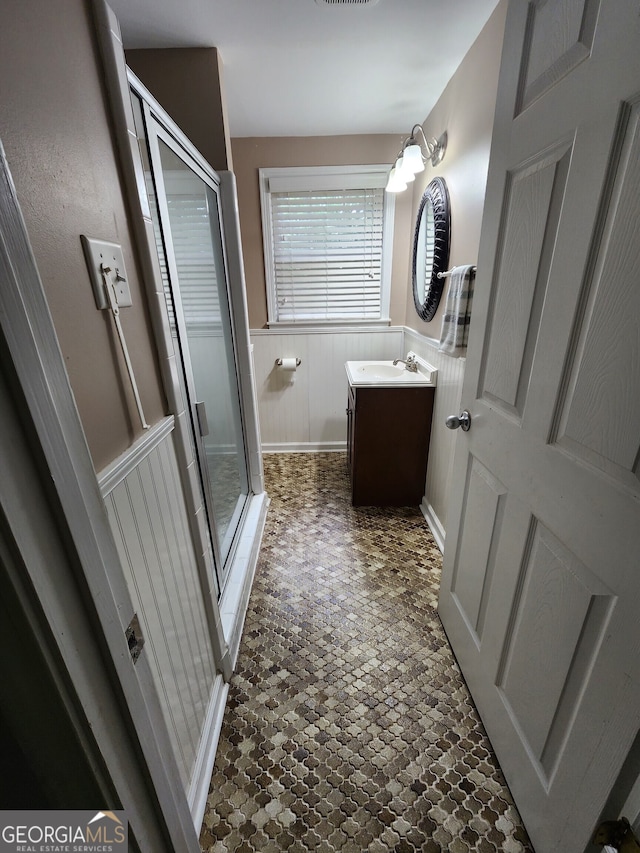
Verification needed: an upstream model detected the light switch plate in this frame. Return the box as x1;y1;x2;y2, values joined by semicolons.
81;235;132;309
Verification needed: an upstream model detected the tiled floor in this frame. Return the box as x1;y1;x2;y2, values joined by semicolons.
200;453;534;853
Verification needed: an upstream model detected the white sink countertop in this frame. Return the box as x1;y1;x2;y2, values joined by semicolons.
345;353;437;387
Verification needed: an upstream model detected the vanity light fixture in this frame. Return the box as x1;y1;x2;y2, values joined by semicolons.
385;125;448;193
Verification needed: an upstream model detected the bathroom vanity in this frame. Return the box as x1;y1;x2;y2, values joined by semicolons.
345;357;436;506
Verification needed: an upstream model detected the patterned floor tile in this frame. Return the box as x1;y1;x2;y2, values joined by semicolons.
200;453;534;852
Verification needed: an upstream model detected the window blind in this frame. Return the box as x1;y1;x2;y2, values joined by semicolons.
268;186;386;323
165;191;221;329
147;174;222;332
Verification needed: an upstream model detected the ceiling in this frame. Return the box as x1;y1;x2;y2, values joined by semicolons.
107;0;501;139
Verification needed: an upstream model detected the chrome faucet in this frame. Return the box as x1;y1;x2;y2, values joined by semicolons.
393;354;418;373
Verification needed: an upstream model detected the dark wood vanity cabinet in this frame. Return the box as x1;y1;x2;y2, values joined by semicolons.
347;383;435;506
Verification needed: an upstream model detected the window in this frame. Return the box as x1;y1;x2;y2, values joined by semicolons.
260;166;395;325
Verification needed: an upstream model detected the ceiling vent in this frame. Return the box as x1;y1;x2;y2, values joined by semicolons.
315;0;381;6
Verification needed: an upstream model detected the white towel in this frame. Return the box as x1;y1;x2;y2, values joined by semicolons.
438;265;475;357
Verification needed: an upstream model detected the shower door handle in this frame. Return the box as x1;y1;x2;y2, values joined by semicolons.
195;401;209;437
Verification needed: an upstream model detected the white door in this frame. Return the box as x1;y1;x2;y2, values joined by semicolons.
437;2;640;852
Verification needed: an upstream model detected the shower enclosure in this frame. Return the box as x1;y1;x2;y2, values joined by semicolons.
131;90;250;594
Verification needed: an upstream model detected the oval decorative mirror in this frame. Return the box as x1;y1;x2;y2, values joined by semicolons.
412;177;450;322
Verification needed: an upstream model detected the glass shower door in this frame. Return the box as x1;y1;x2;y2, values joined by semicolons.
150;127;249;585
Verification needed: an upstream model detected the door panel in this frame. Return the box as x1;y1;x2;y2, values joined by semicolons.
150;129;250;586
481;142;572;416
554;99;640;484
497;519;614;768
450;458;506;642
438;2;640;851
518;0;600;113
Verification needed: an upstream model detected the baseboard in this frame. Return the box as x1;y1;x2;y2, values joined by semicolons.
262;441;347;453
420;497;445;553
188;674;229;832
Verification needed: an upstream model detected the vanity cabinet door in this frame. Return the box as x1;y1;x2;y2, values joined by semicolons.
350;385;434;506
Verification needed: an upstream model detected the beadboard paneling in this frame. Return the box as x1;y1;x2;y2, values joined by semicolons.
251;328;403;450
252;327;464;545
251;332;311;448
405;329;466;545
104;430;217;791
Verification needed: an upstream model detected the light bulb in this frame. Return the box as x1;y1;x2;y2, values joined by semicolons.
397;152;416;183
385;166;407;193
402;143;425;174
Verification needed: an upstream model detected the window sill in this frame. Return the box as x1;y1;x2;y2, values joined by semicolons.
266;319;391;330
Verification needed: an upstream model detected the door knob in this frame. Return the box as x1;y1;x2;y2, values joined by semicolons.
445;410;471;431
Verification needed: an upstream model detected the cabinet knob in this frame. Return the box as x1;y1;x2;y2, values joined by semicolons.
445;410;471;431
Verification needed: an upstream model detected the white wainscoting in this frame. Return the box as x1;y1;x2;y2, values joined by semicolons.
99;419;224;816
404;328;466;551
251;326;466;549
251;327;404;451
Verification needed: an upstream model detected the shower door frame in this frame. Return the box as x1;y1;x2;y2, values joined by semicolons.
143;112;250;592
126;69;264;610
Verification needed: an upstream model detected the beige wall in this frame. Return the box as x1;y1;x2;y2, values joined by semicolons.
127;48;233;172
0;0;166;472
404;0;508;337
232;0;507;336
231;135;413;329
0;0;505;470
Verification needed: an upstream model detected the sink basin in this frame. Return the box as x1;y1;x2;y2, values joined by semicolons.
345;357;437;387
358;363;406;380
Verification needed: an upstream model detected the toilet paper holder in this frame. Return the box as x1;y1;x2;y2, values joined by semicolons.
275;358;302;366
